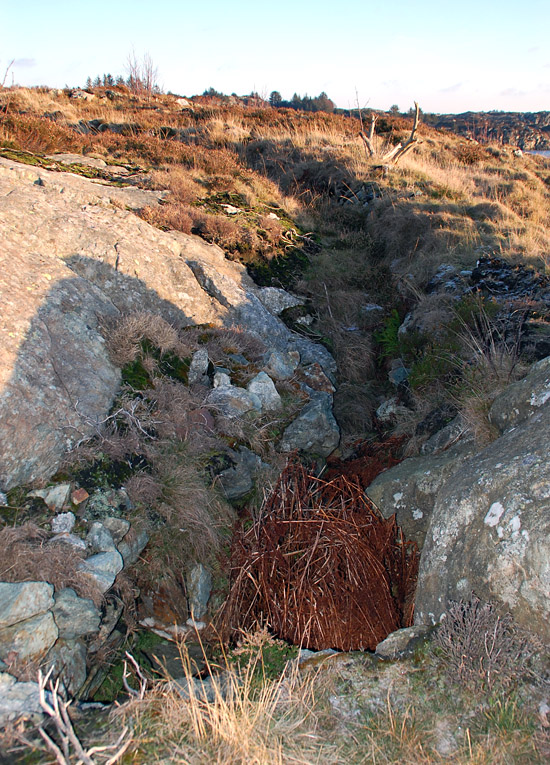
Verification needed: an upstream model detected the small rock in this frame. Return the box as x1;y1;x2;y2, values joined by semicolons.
217;446;263;501
101;516;131;543
0;673;42;726
433;718;459;757
71;488;89;505
29;483;71;511
166;675;219;702
375;626;432;660
246;371;282;411
0;491;7;506
188;347;210;386
117;528;149;566
52;588;101;639
0;612;58;661
186;564;212;620
78;550;123;593
51;511;76;534
281;393;340;458
86;522;116;552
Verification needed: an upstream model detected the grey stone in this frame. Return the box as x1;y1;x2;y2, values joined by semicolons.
49;532;87;550
375;397;409;424
79;550;123;593
186;564;212;620
257;287;304;315
375;626;431;660
281;393;340;458
0;612;58;661
0;673;42;725
366;441;475;548
29;483;71;511
101;516;130;543
246;371;281;411
86;522;116;552
263;350;300;380
117;528;149;566
207;385;261;417
415;396;550;643
489;355;550;432
217;447;263;501
213;371;231;388
0;582;54;629
51;511;76;534
52;588;101;639
45;638;87;696
420;416;468;455
188;347;210;386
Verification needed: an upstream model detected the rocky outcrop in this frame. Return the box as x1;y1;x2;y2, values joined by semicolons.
431;111;550;151
408;357;550;642
0;156;336;489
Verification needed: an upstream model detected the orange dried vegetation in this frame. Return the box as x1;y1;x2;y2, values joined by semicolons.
220;459;418;651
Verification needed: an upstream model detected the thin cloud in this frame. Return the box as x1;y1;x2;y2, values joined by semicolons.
14;58;37;68
440;82;463;94
500;87;527;97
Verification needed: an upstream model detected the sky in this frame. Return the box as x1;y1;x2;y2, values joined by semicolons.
2;0;549;113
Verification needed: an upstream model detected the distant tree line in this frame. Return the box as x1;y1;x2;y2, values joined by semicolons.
269;91;335;113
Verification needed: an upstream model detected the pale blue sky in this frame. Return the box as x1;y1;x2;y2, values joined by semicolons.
2;0;549;112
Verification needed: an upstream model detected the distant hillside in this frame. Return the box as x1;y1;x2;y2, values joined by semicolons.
424;110;550;151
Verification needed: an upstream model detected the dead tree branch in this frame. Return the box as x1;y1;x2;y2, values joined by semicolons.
360;102;422;167
37;668;131;765
381;101;421;164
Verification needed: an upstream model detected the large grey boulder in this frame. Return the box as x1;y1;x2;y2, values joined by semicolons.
365;441;476;548
0;156;335;489
415;388;550;642
281;393;340;458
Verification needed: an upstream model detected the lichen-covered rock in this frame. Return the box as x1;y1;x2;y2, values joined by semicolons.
117;528;149;566
86;522;116;553
257;286;304;315
375;626;432;660
0;582;54;630
186;564;212;620
52;588;101;639
489;355;550;432
281;393;340;458
415;395;550;642
365;442;475;548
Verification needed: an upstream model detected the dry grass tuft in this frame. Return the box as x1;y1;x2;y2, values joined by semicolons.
0;522;103;605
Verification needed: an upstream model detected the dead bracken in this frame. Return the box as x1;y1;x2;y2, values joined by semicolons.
220;459;419;651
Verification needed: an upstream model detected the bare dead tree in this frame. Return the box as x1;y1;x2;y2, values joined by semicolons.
360;102;421;166
125;50;159;99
